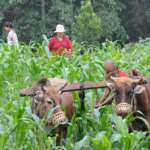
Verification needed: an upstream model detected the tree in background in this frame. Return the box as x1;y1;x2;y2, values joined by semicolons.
0;0;75;42
1;0;150;43
72;0;102;44
121;0;150;41
92;0;128;42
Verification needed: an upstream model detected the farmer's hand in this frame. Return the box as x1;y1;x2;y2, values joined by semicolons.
95;101;102;108
65;49;72;58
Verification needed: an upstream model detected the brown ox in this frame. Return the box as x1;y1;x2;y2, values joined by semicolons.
97;77;150;130
20;77;75;145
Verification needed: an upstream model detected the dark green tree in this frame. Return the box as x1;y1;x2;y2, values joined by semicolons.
0;0;76;42
92;0;128;42
121;0;150;41
1;0;150;43
72;0;102;44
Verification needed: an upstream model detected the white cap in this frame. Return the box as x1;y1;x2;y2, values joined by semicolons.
54;24;65;33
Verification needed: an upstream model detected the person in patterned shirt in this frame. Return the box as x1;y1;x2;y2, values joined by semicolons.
4;21;18;46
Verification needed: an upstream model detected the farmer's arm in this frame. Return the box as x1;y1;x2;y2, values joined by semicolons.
100;95;114;106
95;87;111;108
100;88;110;103
100;71;113;103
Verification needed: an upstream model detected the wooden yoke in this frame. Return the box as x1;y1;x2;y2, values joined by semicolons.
61;81;107;92
61;81;107;111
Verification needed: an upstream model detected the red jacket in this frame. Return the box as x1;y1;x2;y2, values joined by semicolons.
48;36;72;55
117;69;127;77
105;69;127;80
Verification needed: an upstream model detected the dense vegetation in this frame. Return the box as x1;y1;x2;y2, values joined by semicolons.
0;40;150;149
1;0;150;42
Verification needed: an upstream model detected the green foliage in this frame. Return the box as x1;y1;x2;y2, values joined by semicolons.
0;0;75;42
72;0;102;44
0;40;150;149
1;0;150;42
121;0;150;41
92;0;128;42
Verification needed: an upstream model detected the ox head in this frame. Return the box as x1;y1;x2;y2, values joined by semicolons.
20;78;68;125
109;77;146;116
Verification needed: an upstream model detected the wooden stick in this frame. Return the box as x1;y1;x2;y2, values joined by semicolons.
61;81;107;92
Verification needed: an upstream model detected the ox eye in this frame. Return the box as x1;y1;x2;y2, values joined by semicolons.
47;98;54;105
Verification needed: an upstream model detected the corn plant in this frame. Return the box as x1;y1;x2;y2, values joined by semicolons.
0;40;150;149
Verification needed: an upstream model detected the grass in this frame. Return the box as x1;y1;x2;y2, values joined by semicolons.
0;40;150;149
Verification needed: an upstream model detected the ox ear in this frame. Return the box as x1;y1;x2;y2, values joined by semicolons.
106;82;115;91
20;88;34;96
37;78;51;92
134;85;145;94
37;78;50;86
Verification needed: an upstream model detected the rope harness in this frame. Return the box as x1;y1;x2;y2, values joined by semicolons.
115;91;137;115
48;106;68;126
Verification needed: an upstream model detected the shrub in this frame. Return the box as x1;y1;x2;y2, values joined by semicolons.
72;0;102;44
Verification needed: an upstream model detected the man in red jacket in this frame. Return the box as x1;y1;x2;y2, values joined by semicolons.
104;60;127;80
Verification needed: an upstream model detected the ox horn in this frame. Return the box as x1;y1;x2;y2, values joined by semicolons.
132;77;147;85
132;78;141;83
110;76;119;81
20;88;34;96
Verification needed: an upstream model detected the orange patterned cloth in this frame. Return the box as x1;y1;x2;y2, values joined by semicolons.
48;36;72;55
